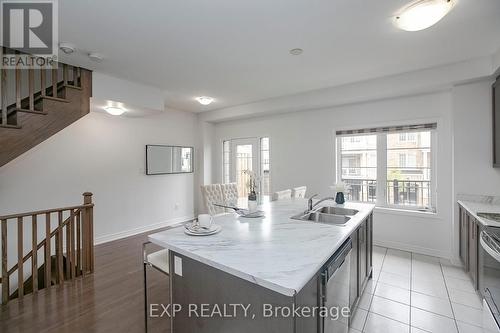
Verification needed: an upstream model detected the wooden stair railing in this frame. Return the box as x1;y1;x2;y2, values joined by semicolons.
0;46;92;167
0;193;94;305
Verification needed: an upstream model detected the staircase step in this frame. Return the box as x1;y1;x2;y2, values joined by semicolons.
14;108;48;115
0;124;22;129
63;84;82;91
41;96;70;103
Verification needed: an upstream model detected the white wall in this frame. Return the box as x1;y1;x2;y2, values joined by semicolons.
93;72;165;111
0;109;197;245
213;92;454;258
194;119;215;213
452;79;500;259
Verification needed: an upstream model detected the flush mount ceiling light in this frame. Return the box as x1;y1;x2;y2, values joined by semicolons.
59;42;75;54
195;96;214;105
104;106;125;116
88;52;104;63
289;48;303;56
395;0;455;32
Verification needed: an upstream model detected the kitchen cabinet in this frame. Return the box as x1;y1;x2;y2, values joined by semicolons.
459;206;469;269
349;213;373;310
494;76;500;167
458;203;480;291
358;222;367;292
468;215;479;289
367;213;373;277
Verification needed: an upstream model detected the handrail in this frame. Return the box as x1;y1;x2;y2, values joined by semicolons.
1;193;94;304
6;210;79;275
0;203;93;220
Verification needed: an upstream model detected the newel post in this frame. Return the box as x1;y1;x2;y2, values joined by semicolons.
82;192;94;273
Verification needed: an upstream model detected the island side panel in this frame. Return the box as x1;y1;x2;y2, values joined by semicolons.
169;251;295;333
294;272;320;333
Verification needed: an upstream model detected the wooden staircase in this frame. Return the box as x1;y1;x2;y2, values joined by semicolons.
0;193;94;305
0;47;92;167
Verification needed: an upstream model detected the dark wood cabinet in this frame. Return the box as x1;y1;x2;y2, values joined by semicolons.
459;206;469;269
458;203;480;291
367;213;373;275
358;222;367;292
468;216;479;289
494;76;500;167
349;214;373;310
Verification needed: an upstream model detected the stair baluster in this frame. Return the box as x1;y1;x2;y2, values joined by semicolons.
40;64;46;97
15;52;21;110
31;215;37;293
0;193;94;305
28;61;34;111
44;213;51;288
17;217;23;299
1;47;6;126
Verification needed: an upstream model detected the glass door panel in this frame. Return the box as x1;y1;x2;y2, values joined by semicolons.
230;138;259;198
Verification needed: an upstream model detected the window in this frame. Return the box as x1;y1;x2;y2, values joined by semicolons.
337;125;436;212
222;140;231;184
339;135;377;202
222;137;270;199
387;131;432;209
260;137;270;196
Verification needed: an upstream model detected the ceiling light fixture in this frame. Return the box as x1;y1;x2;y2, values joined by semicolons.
395;0;455;32
88;52;104;63
195;96;214;106
104;106;125;116
59;42;75;54
289;48;303;56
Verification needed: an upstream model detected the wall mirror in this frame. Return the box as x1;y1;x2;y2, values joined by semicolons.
146;145;194;175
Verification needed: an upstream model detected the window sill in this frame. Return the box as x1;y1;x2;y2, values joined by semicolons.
374;206;441;220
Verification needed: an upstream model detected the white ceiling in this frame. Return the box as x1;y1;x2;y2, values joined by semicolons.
58;0;500;113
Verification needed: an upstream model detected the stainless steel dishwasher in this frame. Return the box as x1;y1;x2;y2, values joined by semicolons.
319;238;352;333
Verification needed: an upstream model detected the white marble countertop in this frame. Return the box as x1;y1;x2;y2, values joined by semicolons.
148;198;375;296
458;200;500;228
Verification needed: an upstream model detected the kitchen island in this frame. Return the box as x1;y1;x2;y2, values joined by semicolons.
149;198;375;333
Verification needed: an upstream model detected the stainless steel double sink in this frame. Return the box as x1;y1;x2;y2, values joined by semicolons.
291;206;359;226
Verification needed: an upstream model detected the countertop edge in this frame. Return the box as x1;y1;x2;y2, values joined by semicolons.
457;200;500;228
149;202;375;297
149;236;297;297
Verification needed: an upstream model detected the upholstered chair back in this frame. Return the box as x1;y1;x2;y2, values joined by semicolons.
221;183;238;207
271;189;292;201
292;186;307;198
201;184;225;215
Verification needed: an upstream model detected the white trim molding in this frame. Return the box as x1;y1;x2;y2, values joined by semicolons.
374;239;452;261
94;215;194;245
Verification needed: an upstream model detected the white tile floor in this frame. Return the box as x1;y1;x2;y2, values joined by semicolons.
349;246;486;333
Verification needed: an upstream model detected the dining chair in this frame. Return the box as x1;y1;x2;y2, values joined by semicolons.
143;242;169;332
221;182;238;207
271;189;292;201
201;184;225;215
292;186;307;198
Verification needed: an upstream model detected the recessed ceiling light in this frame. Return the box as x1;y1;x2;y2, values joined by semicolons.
59;42;75;54
289;48;303;56
395;0;455;32
88;52;104;62
195;96;214;105
104;106;125;116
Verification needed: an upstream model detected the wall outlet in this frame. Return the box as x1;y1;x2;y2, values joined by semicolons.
174;203;179;210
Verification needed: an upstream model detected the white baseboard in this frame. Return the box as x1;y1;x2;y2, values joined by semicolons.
94;215;194;245
374;239;452;260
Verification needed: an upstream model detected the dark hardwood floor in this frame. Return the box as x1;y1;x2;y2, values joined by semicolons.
0;228;173;333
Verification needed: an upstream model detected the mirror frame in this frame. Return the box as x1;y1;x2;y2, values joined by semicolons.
145;144;194;175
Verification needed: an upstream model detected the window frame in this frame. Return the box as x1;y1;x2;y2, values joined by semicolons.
336;130;437;213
